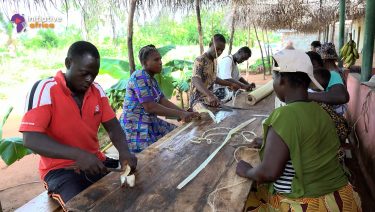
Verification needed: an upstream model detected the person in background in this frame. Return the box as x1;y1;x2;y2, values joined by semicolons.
189;34;240;109
284;40;295;50
236;49;360;211
309;42;349;116
213;46;256;102
120;45;200;153
311;40;321;52
19;41;137;209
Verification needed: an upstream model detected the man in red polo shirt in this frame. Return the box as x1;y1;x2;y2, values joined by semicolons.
19;41;137;208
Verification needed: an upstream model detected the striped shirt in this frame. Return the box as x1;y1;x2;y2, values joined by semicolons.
273;160;295;193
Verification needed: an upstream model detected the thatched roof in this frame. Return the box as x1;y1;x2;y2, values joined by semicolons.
232;0;366;33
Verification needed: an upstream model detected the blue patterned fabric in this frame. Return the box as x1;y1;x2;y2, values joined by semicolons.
119;70;176;153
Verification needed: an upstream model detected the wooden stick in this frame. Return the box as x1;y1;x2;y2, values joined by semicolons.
177;118;256;189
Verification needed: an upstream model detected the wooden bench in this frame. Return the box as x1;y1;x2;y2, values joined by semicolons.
16;191;62;212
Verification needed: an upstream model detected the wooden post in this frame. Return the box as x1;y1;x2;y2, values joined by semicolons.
195;0;204;55
331;21;336;43
361;0;375;81
318;29;321;40
338;0;345;67
228;6;237;55
253;24;266;80
265;29;272;75
127;0;137;74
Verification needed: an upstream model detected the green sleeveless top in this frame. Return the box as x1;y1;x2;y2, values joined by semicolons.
260;101;348;198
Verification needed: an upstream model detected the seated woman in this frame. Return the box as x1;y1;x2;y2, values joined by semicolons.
120;45;200;153
189;34;240;109
236;49;360;211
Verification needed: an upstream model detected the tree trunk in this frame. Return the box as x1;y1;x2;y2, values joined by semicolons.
246;26;251;78
128;0;137;74
318;29;321;40
228;7;237;54
253;24;266;80
180;90;185;109
265;29;272;75
261;30;270;74
195;0;204;55
331;21;336;43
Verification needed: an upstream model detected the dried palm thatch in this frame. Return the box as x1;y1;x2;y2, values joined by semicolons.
233;0;366;33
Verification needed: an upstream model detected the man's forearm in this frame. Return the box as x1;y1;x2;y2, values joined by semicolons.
192;77;214;97
226;78;247;88
215;77;233;87
23;132;81;160
239;77;250;85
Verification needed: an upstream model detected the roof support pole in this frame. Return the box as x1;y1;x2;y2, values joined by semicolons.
338;0;345;68
127;0;137;74
361;0;375;81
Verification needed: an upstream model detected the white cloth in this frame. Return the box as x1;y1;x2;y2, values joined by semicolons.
214;55;240;93
217;55;240;80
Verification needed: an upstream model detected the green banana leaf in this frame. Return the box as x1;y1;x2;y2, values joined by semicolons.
0;106;33;166
155;73;175;99
0;106;13;139
100;58;130;79
0;137;33;166
164;59;193;71
157;45;176;57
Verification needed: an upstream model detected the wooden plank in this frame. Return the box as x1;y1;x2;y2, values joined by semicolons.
66;93;275;211
16;191;61;212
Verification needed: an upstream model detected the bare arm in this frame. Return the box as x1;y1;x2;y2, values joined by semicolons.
192;76;215;97
159;97;184;111
102;118;137;171
142;101;184;117
308;84;349;105
23;132;106;174
239;77;250;85
226;78;247;88
236;127;290;183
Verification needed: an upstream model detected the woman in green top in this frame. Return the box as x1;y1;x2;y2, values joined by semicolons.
236;49;360;211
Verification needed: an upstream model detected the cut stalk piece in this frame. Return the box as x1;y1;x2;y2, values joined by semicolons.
177;118;257;189
248;80;274;105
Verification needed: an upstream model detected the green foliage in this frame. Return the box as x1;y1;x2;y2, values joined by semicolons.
249;57;272;71
0;107;33;166
21;26;82;50
106;79;127;111
0;13;13;38
100;58;130;79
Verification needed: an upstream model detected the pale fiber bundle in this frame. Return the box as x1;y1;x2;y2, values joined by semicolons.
248;80;274;105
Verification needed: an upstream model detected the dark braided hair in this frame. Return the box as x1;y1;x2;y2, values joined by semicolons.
138;44;158;65
209;34;226;47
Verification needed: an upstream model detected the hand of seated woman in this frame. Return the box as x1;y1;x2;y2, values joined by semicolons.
179;111;201;123
236;160;253;178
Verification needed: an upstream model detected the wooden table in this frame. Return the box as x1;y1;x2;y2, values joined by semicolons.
66;93;275;212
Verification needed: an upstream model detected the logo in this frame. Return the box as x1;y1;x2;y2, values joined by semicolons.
10;13;27;33
95;105;100;114
10;13;63;33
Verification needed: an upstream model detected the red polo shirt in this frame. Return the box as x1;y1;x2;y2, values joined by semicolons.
19;71;116;179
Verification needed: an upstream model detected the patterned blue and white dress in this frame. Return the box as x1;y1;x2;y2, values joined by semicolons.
119;70;176;153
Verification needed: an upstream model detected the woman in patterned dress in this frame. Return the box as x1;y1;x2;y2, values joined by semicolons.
120;45;200;153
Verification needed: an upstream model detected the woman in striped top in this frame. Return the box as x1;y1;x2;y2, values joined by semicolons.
236;49;360;211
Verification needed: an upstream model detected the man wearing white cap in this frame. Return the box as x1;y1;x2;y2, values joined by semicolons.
236;49;360;211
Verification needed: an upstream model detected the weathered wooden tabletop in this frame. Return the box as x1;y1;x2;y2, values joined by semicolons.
66;93;275;212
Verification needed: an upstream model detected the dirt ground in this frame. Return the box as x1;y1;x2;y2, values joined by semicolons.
0;73;271;211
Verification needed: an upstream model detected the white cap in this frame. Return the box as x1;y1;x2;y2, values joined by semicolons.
273;49;324;91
